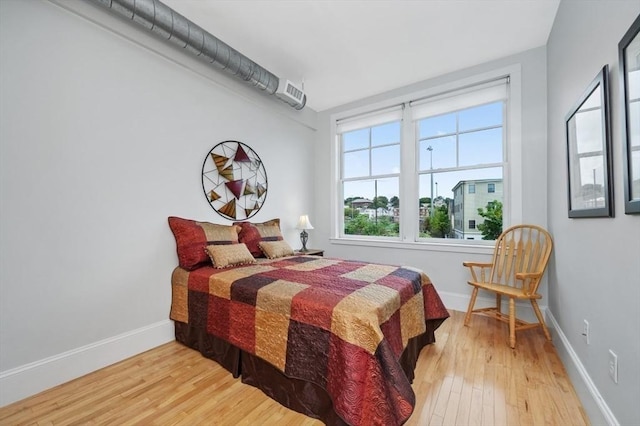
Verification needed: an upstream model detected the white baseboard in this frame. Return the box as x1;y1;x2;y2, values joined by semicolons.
546;311;619;426
0;319;174;408
438;290;545;323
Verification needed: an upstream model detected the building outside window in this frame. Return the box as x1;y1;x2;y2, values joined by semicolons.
488;182;496;193
452;179;503;239
468;184;476;194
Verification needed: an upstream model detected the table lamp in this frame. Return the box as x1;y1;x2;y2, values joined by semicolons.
296;214;314;252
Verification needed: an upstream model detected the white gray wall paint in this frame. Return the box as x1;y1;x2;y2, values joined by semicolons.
546;1;640;425
313;47;548;308
0;0;316;391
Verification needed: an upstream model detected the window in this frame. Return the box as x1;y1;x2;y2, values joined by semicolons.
339;108;402;237
333;69;519;245
415;81;506;240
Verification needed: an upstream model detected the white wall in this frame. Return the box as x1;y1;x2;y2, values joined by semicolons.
546;2;640;425
0;0;316;405
314;47;548;312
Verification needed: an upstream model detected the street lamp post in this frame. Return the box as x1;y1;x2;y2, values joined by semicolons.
427;146;434;217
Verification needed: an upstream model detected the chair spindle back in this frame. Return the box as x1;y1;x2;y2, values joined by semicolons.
489;225;553;294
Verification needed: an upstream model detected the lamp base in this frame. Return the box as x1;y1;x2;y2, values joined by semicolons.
299;230;308;252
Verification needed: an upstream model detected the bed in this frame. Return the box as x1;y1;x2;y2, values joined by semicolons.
168;216;449;426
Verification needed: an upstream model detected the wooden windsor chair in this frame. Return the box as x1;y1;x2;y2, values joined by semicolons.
463;224;553;348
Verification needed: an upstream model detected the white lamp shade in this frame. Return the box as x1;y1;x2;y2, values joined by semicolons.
296;215;314;230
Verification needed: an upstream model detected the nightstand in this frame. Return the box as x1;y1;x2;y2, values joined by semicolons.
295;249;324;256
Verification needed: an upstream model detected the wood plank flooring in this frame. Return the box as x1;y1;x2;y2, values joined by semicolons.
0;310;589;425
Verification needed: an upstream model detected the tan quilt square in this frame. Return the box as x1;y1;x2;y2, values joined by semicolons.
330;283;400;355
400;292;427;347
331;302;381;355
208;264;275;299
341;264;399;283
286;258;341;272
256;280;309;316
170;268;190;323
255;310;290;371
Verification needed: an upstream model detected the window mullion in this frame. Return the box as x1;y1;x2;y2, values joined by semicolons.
400;106;416;242
368;128;373;177
456;112;460;167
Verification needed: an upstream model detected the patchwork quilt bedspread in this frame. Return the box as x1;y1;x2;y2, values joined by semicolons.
170;255;449;426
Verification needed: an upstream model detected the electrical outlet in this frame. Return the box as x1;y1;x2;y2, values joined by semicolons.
582;319;590;344
609;350;618;384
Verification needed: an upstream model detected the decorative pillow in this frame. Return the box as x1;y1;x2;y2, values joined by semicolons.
205;243;256;269
259;240;295;259
234;219;283;257
168;216;240;270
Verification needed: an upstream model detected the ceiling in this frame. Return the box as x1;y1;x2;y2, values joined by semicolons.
162;0;560;112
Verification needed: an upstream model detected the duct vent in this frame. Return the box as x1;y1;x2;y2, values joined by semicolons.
276;79;306;110
90;0;306;110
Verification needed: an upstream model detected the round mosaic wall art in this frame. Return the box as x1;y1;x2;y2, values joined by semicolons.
201;141;268;220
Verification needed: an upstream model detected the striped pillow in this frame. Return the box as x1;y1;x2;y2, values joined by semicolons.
168;216;240;270
234;219;283;257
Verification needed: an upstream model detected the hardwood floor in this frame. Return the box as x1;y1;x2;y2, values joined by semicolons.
0;310;589;425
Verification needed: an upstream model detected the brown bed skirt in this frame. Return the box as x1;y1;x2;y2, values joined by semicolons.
174;319;445;425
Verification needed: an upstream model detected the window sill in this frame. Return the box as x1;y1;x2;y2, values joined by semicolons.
329;237;495;255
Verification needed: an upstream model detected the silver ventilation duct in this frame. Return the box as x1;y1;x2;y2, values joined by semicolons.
90;0;307;110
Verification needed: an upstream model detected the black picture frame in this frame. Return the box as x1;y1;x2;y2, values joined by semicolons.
618;14;640;214
565;65;613;218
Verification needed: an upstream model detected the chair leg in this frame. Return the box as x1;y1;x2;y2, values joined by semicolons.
496;294;502;314
531;299;551;341
509;297;516;348
464;287;479;326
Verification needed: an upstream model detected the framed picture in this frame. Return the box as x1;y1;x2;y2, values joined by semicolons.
619;15;640;214
565;65;613;218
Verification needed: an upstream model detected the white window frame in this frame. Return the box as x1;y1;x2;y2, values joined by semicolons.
330;65;522;254
336;107;404;241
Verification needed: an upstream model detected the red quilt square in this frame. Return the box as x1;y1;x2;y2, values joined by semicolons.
187;267;214;293
423;283;449;320
307;272;366;296
326;335;372;426
228;300;255;352
380;310;403;357
376;274;418;304
207;295;230;341
290;286;344;330
327;334;414;426
316;261;366;276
